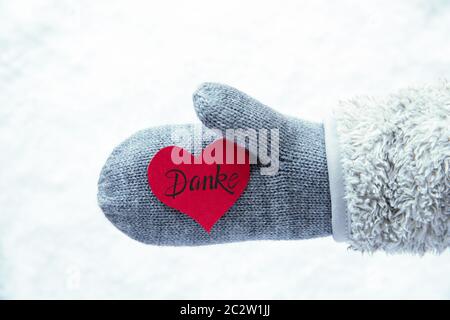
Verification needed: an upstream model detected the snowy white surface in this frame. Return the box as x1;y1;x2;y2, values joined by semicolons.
1;0;449;299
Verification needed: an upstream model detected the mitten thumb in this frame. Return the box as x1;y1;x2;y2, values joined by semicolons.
193;82;286;131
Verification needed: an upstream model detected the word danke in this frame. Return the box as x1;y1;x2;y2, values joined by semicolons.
164;165;240;199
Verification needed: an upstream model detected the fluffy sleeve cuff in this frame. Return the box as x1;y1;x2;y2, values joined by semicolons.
325;83;450;254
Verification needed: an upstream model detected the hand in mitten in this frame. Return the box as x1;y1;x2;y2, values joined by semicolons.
98;83;332;246
98;82;449;254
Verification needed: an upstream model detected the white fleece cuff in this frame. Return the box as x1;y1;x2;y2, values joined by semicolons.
324;83;450;254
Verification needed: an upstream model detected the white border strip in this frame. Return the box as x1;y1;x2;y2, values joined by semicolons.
323;112;349;242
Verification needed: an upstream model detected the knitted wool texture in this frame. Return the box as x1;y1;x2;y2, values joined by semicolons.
98;84;332;245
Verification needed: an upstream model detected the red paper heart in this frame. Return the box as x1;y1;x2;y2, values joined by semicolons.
147;138;250;233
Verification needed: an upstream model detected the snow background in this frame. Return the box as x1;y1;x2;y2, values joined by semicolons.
1;0;450;299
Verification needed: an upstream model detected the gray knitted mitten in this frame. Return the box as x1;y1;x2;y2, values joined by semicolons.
98;83;332;245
